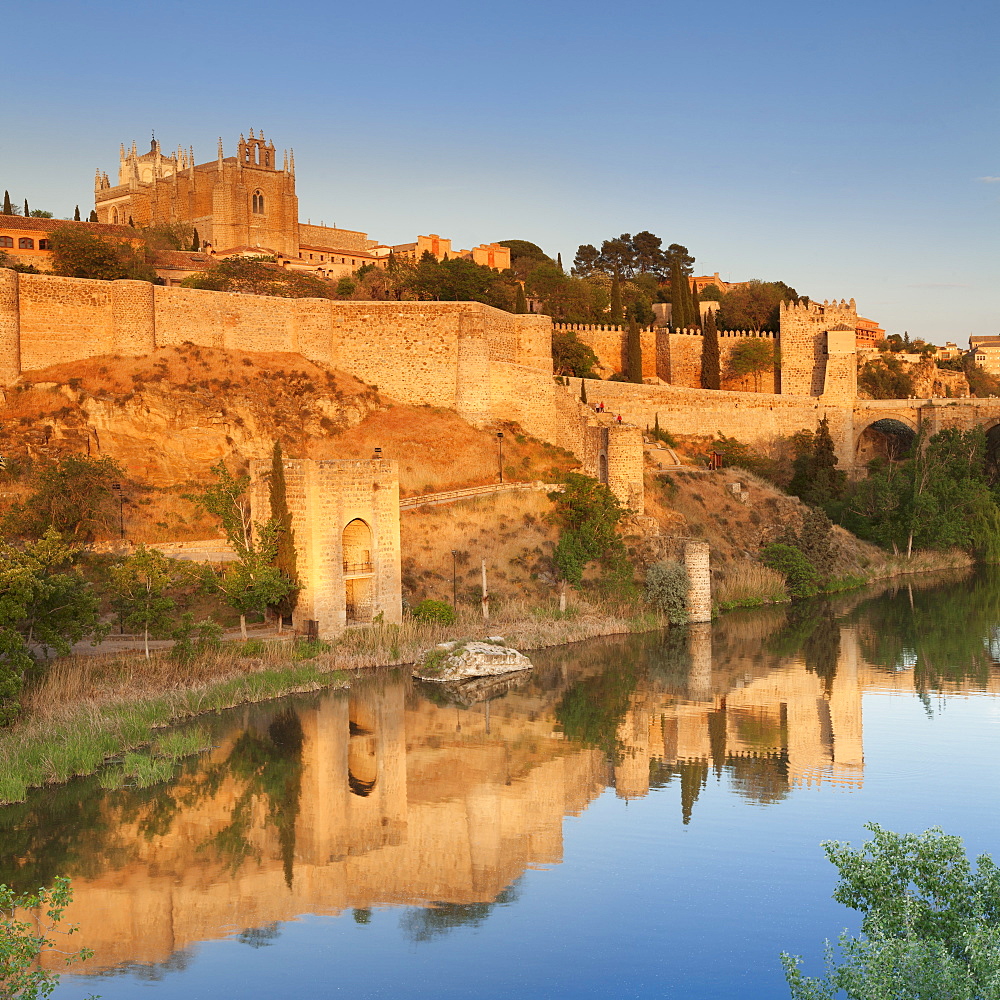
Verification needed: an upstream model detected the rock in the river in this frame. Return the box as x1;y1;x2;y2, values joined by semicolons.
413;639;532;682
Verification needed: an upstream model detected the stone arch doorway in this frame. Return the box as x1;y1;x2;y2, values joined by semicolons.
599;452;608;484
343;518;374;624
856;418;917;466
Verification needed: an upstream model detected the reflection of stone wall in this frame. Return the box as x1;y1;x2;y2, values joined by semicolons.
38;626;885;974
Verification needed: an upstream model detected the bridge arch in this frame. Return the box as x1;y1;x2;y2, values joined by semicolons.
855;416;917;466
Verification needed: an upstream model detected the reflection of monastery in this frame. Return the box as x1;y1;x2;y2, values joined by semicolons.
24;623;915;974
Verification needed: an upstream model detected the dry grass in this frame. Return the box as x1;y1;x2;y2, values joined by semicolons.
715;560;788;609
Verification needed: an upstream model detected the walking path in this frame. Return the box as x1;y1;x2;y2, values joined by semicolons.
399;481;561;510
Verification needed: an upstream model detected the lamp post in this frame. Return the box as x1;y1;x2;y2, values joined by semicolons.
496;431;504;483
451;549;458;611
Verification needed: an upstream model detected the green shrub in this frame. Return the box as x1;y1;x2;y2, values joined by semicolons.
645;560;689;624
761;543;819;599
410;599;456;625
293;638;331;660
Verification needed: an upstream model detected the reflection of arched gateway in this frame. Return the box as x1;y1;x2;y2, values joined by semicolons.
855;417;917;466
250;459;402;637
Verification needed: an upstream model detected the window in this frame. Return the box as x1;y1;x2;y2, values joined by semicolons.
18;238;34;250
38;239;50;250
252;190;265;214
0;237;12;248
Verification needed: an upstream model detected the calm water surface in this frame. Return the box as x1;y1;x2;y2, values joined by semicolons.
5;569;1000;999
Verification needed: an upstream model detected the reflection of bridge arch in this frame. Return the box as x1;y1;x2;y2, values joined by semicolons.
855;416;917;466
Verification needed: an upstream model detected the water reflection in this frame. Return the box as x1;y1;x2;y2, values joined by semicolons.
5;567;1000;980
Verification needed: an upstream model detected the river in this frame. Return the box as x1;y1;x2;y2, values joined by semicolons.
4;567;1000;999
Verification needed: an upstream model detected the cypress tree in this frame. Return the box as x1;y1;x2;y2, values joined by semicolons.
557;252;563;272
691;282;702;328
88;209;98;222
580;378;588;404
626;318;643;383
670;259;689;329
610;274;623;324
268;441;299;624
23;199;29;218
73;205;81;221
514;283;527;314
701;308;721;390
128;215;134;227
192;228;200;251
2;191;11;215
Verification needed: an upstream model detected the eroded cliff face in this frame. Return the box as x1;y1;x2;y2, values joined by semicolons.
1;345;381;486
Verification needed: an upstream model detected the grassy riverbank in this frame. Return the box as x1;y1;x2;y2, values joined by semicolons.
0;598;666;804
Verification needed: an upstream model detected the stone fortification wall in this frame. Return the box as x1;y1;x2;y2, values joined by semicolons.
553;323;656;379
0;272;553;441
557;322;777;391
780;298;858;397
561;379;854;468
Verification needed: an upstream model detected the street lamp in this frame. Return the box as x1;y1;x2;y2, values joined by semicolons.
496;431;504;483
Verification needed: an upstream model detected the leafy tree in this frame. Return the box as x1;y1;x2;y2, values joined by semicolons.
963;357;1000;398
571;244;600;278
110;545;188;658
552;331;599;377
728;338;777;390
845;427;1000;558
782;824;1000;1000
788;417;846;515
0;876;95;998
497;240;551;280
182;256;333;299
699;283;722;301
4;455;124;542
626;318;643;383
598;236;636;281
645;560;688;624
548;473;631;593
761;543;818;599
336;277;356;298
0;530;104;723
268;442;298;626
609;274;623;324
717;280;798;331
47;224;156;282
701;308;721;389
189;461;293;638
858;356;916;399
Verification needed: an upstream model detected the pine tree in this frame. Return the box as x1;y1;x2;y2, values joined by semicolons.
73;206;81;221
268;441;299;625
514;283;527;314
610;274;623;324
88;209;98;222
701;308;721;390
191;228;200;251
2;191;11;215
626;318;643;383
580;378;588;404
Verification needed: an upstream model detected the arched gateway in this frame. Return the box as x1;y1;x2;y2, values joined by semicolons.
250;458;402;638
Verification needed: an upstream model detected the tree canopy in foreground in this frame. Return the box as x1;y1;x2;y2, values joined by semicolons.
783;824;1000;999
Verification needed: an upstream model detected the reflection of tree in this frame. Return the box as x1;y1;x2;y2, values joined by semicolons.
237;922;282;948
202;709;304;888
399;882;520;944
767;603;841;692
555;660;639;763
679;760;708;825
849;571;1000;693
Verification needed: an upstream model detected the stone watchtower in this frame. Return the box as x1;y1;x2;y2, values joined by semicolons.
779;299;858;400
250;458;403;638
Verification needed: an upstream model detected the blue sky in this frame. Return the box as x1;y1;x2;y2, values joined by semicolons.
2;0;996;340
